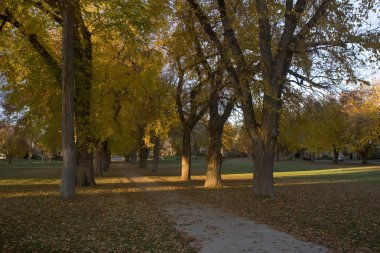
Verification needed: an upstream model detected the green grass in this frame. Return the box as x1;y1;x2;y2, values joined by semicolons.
0;160;62;179
143;157;380;183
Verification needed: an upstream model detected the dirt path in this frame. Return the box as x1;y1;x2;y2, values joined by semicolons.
121;164;329;253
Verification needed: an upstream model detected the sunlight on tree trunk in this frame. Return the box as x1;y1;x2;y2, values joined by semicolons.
181;130;191;181
204;129;223;188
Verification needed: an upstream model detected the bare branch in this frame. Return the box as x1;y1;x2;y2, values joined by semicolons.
287;69;329;89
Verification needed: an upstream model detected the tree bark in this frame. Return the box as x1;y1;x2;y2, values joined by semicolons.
60;0;76;199
93;149;102;177
139;146;149;169
203;85;234;187
73;3;95;186
204;128;223;188
181;129;192;180
253;138;275;197
124;154;130;162
360;150;368;164
76;151;95;186
333;147;339;164
152;136;160;172
128;149;137;164
7;154;13;164
100;139;110;172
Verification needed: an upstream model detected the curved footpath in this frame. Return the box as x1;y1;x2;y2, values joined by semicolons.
121;163;329;253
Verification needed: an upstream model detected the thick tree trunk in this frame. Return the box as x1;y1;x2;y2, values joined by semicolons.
181;129;191;181
152;136;160;172
253;138;275;197
73;5;94;187
129;149;137;164
139;145;149;169
61;0;76;199
204;128;223;188
93;149;102;177
100;140;110;172
76;151;95;186
333;147;339;164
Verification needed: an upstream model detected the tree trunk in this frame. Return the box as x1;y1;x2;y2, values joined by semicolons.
76;151;95;186
100;140;110;172
360;151;368;164
93;149;102;177
7;154;13;164
204;128;223;188
129;149;137;164
152;136;160;172
333;147;339;164
253;138;275;197
139;147;149;169
73;3;94;187
61;0;76;199
181;129;191;181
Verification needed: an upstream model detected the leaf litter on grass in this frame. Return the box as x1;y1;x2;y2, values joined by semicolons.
170;177;380;253
0;169;195;252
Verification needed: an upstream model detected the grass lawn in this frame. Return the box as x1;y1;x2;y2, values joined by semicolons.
1;158;379;252
141;157;380;253
0;160;195;252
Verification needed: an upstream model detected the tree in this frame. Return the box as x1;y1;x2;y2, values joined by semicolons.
0;124;28;164
197;49;235;188
173;58;208;180
341;84;380;164
1;0;168;186
60;0;76;199
186;0;380;196
311;97;347;163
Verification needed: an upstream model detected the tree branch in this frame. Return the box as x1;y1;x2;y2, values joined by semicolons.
0;10;61;86
254;0;274;77
292;0;331;48
175;58;186;126
32;0;63;24
217;0;247;70
287;69;329;89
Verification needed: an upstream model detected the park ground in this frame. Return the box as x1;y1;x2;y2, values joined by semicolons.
0;158;379;252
